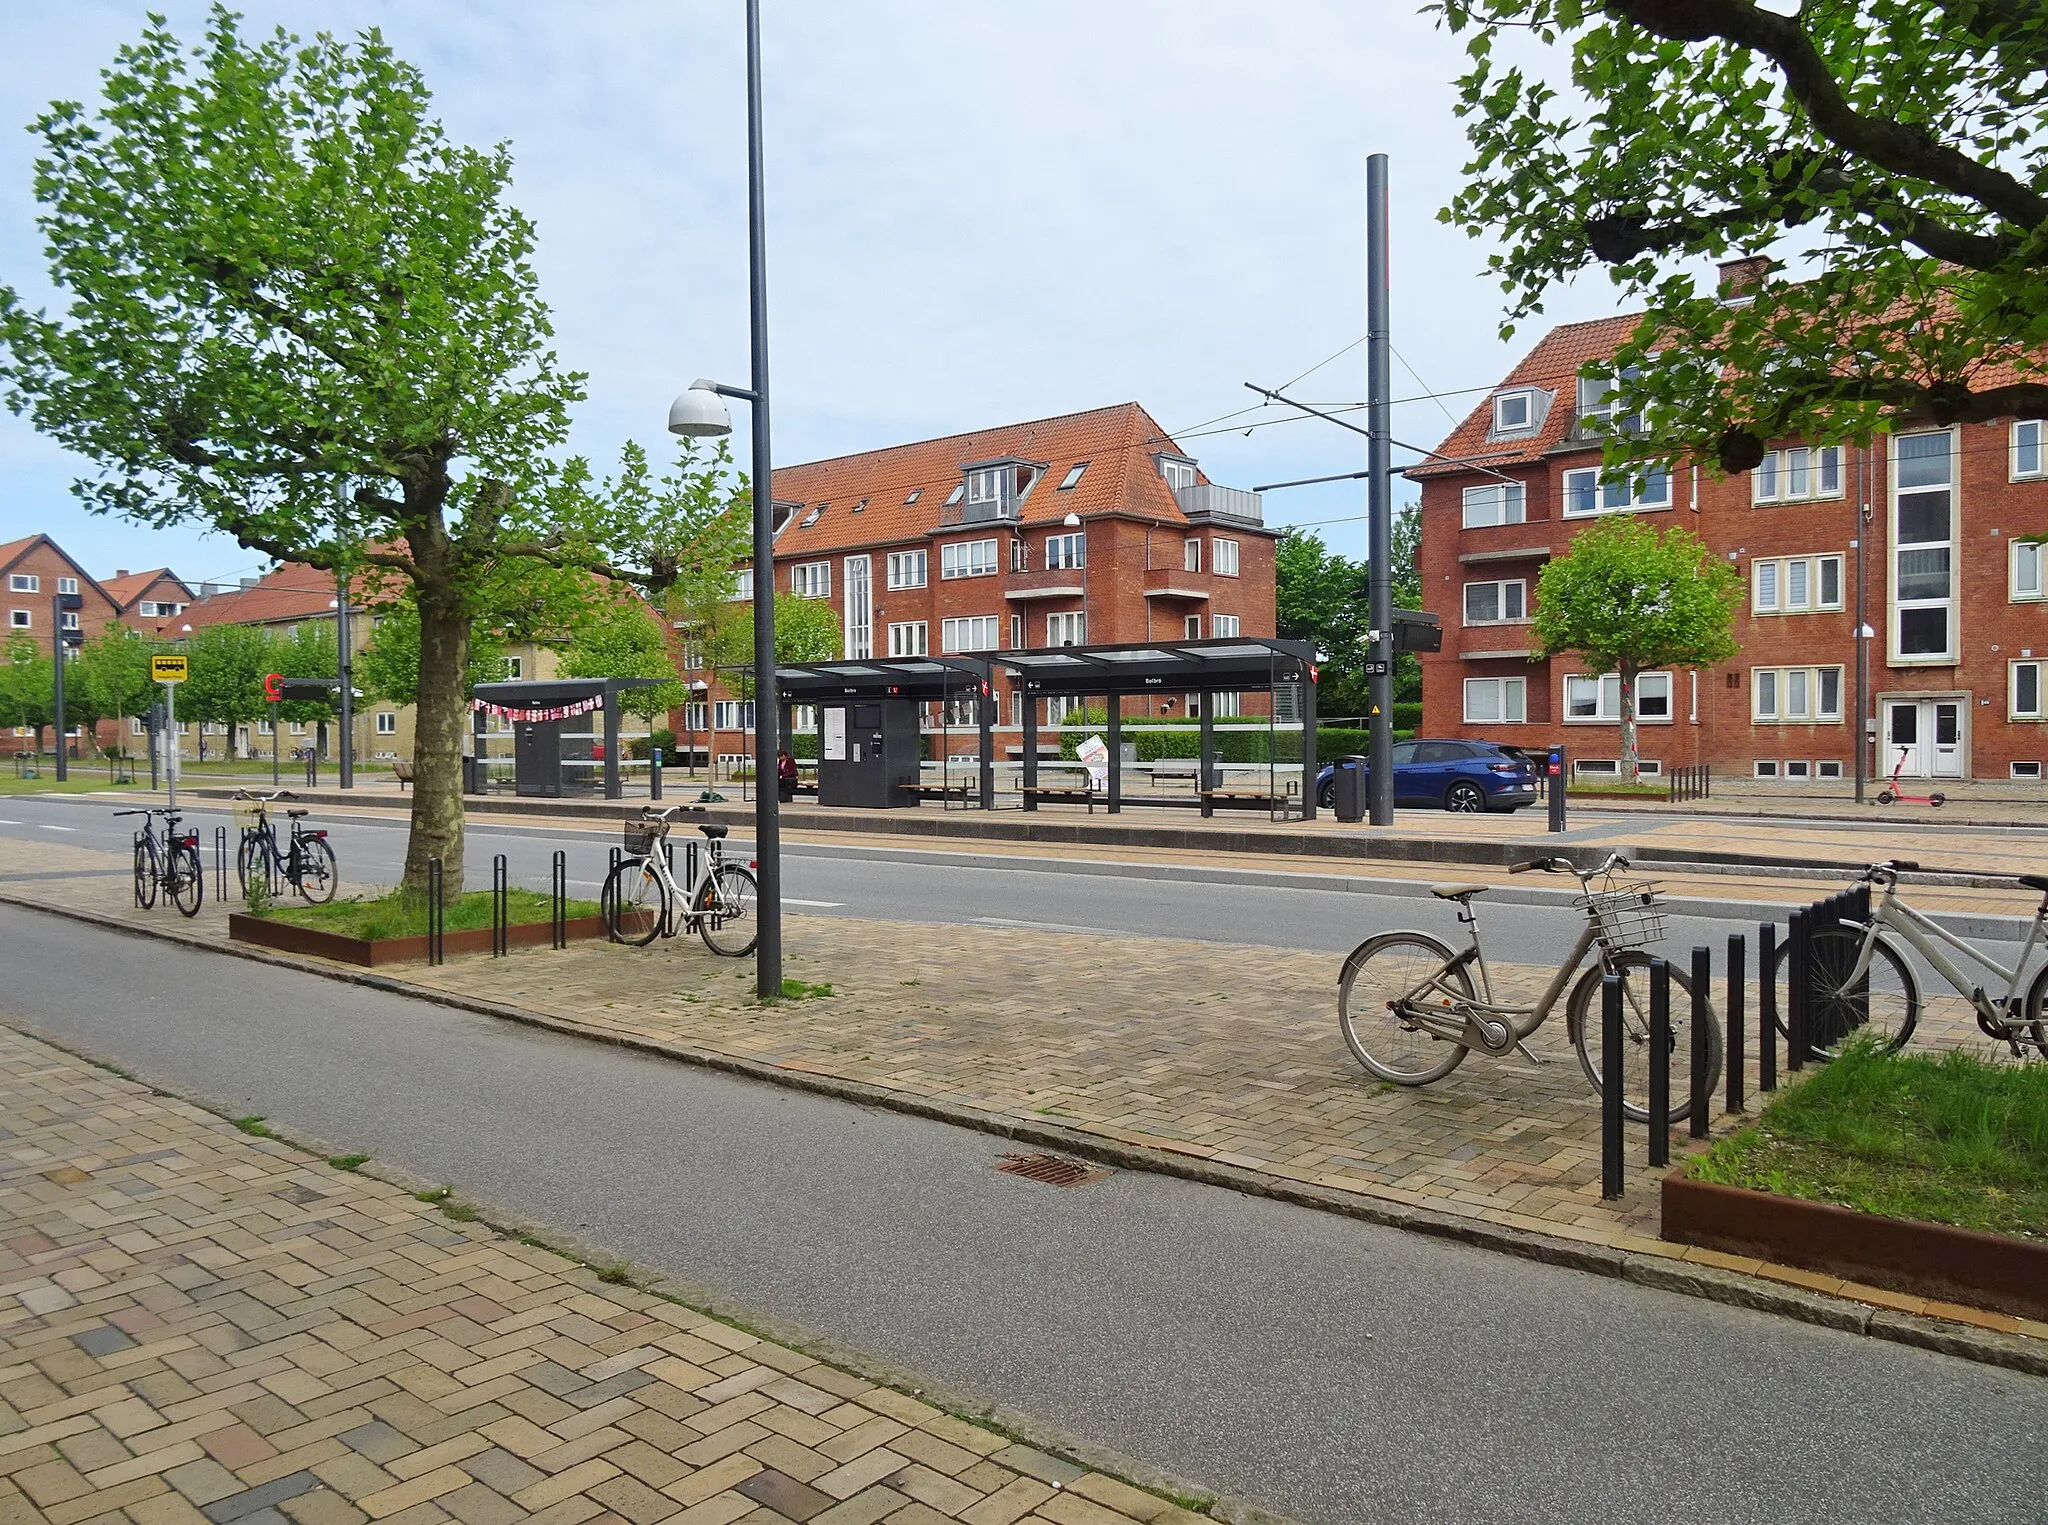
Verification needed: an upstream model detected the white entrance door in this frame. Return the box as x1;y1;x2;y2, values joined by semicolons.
1882;699;1964;778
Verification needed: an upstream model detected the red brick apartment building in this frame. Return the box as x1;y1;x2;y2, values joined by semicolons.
692;402;1279;741
1412;273;2048;785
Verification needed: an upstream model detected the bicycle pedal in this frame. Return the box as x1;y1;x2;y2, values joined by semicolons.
1513;1039;1548;1065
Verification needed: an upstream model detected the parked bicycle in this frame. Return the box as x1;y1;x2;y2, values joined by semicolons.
232;790;337;902
1775;859;2048;1061
1338;853;1723;1124
115;806;203;917
602;807;758;956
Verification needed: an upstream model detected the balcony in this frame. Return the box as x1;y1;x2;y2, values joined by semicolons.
1142;565;1211;601
1173;483;1263;524
1003;566;1084;600
938;498;1020;528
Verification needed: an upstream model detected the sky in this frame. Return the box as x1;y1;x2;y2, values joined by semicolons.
0;0;1636;586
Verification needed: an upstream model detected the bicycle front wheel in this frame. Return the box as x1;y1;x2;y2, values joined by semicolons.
293;838;338;903
236;832;264;896
168;845;205;918
1338;932;1474;1085
693;863;759;958
1769;926;1918;1057
1567;952;1723;1126
603;859;666;946
133;837;159;909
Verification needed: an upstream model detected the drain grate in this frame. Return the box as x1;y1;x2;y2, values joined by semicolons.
996;1152;1111;1188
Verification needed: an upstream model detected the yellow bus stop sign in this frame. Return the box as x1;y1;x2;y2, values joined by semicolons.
150;654;188;684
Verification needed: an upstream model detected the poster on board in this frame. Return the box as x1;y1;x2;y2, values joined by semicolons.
823;707;847;761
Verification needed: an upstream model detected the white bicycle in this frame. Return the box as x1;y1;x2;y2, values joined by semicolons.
601;808;758;957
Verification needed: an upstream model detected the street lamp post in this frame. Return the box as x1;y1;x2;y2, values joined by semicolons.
669;0;781;999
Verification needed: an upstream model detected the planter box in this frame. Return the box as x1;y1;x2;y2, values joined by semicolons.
1663;1171;2048;1321
229;912;607;967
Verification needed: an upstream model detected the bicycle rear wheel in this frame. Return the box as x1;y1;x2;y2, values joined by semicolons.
1768;926;1918;1057
1338;932;1474;1085
294;837;338;903
604;859;666;946
1567;952;1723;1125
693;863;758;958
133;837;159;909
168;844;204;918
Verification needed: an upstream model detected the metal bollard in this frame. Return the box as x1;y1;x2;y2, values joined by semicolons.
1648;958;1671;1167
1601;973;1624;1200
1788;908;1809;1071
491;854;508;958
605;846;621;942
1725;932;1746;1115
1759;922;1779;1092
650;747;663;801
215;825;228;902
426;857;444;966
1546;745;1568;833
551;849;566;950
1690;945;1712;1139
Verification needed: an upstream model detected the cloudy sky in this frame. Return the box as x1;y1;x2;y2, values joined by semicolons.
0;0;1631;584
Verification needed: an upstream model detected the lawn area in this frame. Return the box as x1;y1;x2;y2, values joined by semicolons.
1690;1038;2048;1239
255;887;601;941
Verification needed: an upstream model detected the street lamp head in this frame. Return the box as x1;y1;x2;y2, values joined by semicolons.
1062;512;1082;529
668;380;734;439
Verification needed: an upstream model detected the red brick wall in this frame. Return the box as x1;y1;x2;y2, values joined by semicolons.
3;542;124;753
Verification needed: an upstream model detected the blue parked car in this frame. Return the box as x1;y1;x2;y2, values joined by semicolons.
1315;739;1539;813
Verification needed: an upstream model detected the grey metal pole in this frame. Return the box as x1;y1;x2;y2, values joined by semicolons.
336;564;354;790
1854;443;1869;804
1365;153;1394;826
746;0;782;999
51;594;67;782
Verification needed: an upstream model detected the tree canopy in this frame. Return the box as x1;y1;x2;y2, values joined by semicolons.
357;603;511;709
557;596;687;725
1274;507;1422;719
1439;0;2048;472
709;594;842;703
1530;516;1740;776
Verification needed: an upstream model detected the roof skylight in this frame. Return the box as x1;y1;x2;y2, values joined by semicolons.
905;488;922;504
1059;463;1087;490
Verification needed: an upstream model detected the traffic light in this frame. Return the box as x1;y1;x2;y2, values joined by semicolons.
56;591;83;650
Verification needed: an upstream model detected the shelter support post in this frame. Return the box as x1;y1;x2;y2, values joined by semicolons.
1022;696;1039;811
978;690;995;809
1300;660;1319;821
1106;695;1122;814
603;700;621;799
1199;690;1216;820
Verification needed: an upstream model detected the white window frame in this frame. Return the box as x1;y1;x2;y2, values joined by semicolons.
791;561;831;599
714;700;756;731
1562;465;1671;517
1753;760;1781;778
1212;538;1241;577
1045;532;1086;571
1462;579;1527;626
1461;483;1526;529
887;550;927;589
1564;671;1674;724
1492;390;1535;434
1751;665;1845;723
8;574;37;593
2012;539;2044;602
887;620;928;657
1045;611;1086;647
2013;761;2043;780
1059;463;1087;490
1184;615;1202;639
729;568;754;601
57;577;78;596
1576;370;1643;436
1183;538;1201;572
940;539;997;579
1751;446;1845;504
1889;428;1958;664
1751;554;1844;614
2012;659;2044;720
507;656;524;679
2013;419;2044;481
966;467;1003;506
1160;457;1197;491
1211;614;1240;638
374;712;397;735
941;615;1001;654
1462;676;1527;724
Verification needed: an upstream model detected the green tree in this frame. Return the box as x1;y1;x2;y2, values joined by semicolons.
180;623;278;751
1530;517;1740;779
0;636;54;753
358;602;511;708
1439;1;2048;473
73;623;158;752
557;596;686;726
708;594;842;701
0;12;709;898
1274;505;1423;720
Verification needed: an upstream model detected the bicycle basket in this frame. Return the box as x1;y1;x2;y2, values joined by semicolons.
622;820;667;856
1576;879;1667;950
231;800;266;830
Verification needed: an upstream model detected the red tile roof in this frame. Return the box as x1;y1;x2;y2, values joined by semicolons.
155;563;342;636
768;401;1208;557
99;568;191;610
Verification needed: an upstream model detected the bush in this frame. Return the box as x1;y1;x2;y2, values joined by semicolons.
628;728;677;761
1393;701;1422;731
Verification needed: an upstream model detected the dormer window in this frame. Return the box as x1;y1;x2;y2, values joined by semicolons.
771;502;797;534
966;467;1003;505
799;503;825;528
1578;369;1644;436
1159;457;1197;492
1492;390;1535;434
1059;462;1087;490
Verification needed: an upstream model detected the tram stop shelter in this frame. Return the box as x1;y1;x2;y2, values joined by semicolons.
998;636;1319;820
470;677;665;799
776;656;999;809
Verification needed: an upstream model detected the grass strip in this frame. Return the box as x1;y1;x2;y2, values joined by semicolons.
1691;1037;2048;1239
254;887;600;941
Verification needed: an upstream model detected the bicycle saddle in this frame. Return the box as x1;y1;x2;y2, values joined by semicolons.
1430;883;1489;901
2020;874;2048;894
286;809;309;818
698;823;729;840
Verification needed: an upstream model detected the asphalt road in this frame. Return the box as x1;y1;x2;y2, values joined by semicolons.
1;906;2040;1525
0;791;1960;967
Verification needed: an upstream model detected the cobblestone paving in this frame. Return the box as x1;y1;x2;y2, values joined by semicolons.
0;1025;1211;1525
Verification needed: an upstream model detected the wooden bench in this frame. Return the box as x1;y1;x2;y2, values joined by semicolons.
1020;784;1098;814
898;781;976;807
1198;788;1296;816
392;758;415;789
1148;760;1201;789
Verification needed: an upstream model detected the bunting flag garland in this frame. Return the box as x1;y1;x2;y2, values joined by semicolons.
471;695;604;722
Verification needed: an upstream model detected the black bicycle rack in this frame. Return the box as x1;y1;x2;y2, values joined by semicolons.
491;854;508;958
426;857;445;966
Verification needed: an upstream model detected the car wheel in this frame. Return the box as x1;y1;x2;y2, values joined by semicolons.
1444;781;1486;813
1317;781;1336;810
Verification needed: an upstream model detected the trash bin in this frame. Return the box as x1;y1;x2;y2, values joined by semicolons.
1334;755;1368;823
461;755;480;794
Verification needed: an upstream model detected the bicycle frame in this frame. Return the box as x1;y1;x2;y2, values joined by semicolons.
1851;883;2048;1024
1404;908;1610;1050
615;828;734;936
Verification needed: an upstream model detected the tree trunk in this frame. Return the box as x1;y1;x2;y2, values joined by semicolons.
404;579;471;903
1619;662;1640;783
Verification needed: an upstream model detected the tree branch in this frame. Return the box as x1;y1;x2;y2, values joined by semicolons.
1606;0;2048;234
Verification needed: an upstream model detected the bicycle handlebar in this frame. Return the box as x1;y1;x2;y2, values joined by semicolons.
1862;859;1920;880
231;789;297;802
1510;852;1632;879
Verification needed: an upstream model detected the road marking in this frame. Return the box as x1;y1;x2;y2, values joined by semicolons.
37;824;77;832
0;819;20;826
782;898;843;908
974;915;1104;935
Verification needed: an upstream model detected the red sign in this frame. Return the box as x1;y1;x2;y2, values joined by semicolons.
263;672;283;702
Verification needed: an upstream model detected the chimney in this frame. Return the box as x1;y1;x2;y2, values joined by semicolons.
1717;255;1771;301
239;577;258;589
198;583;219;598
115;569;129;578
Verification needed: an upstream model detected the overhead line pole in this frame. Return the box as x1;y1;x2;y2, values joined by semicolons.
1364;152;1394;827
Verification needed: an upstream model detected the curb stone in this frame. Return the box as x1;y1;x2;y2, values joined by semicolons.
4;888;2042;1381
2;1015;1302;1525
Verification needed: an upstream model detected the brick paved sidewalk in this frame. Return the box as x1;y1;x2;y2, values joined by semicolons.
0;1025;1221;1525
